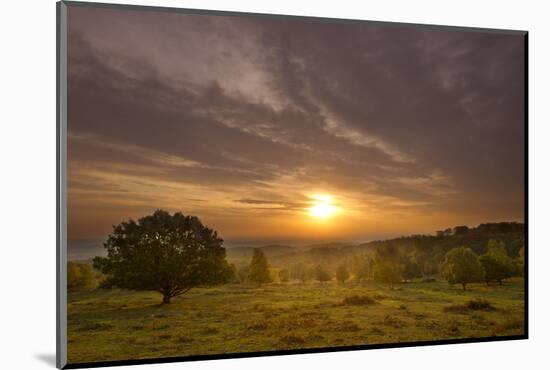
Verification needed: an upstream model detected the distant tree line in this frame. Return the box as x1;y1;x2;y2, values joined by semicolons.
232;238;523;291
68;212;525;302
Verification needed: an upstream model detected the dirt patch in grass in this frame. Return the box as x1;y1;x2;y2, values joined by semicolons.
175;336;194;344
378;315;406;329
76;322;114;332
151;324;169;330
201;327;219;335
369;327;385;335
342;295;377;306
498;317;524;331
247;321;269;331
274;317;316;330
279;334;306;345
443;299;496;314
422;278;437;283
333;320;362;332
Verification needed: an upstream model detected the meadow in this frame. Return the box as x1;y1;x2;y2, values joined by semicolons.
67;278;524;363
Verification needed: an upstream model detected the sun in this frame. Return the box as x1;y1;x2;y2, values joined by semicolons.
308;194;338;219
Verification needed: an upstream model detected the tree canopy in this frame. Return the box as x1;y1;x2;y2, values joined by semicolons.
441;247;484;290
373;244;402;289
336;264;350;283
248;248;272;284
314;265;332;283
93;210;233;303
479;239;517;284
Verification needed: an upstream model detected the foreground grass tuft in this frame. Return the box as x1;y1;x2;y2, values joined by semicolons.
443;299;496;313
76;322;114;332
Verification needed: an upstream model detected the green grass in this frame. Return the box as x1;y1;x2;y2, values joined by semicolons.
67;278;525;363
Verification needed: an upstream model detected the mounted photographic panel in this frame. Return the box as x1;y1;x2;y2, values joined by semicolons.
57;1;527;368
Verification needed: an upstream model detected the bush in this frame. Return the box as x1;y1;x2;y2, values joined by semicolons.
68;262;100;291
314;265;332;283
278;268;290;283
342;295;377;306
336;264;350;283
443;299;496;313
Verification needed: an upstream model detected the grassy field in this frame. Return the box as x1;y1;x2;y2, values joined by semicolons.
67;278;525;363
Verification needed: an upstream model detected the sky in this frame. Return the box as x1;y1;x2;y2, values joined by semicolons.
67;5;525;251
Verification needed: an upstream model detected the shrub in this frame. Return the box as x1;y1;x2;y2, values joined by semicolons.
342;295;377;306
68;262;100;291
443;299;496;313
278;268;290;283
314;265;332;283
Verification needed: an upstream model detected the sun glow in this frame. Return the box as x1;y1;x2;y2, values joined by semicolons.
308;194;338;219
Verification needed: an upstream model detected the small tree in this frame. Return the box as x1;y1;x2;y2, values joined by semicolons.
314;265;332;284
351;254;373;281
336;264;350;283
402;255;422;281
441;247;484;291
373;245;402;289
93;210;233;304
68;262;98;291
237;265;250;283
487;239;508;257
278;268;290;283
479;254;516;285
248;249;272;284
290;262;308;283
226;263;238;283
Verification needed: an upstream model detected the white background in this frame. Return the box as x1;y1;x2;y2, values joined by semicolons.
1;0;548;368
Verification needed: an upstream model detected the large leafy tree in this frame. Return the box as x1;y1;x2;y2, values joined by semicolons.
93;210;233;304
441;247;484;291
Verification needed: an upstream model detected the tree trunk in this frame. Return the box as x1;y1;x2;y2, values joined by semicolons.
162;293;171;304
462;283;466;291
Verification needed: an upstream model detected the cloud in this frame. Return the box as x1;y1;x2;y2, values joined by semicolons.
66;6;525;241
